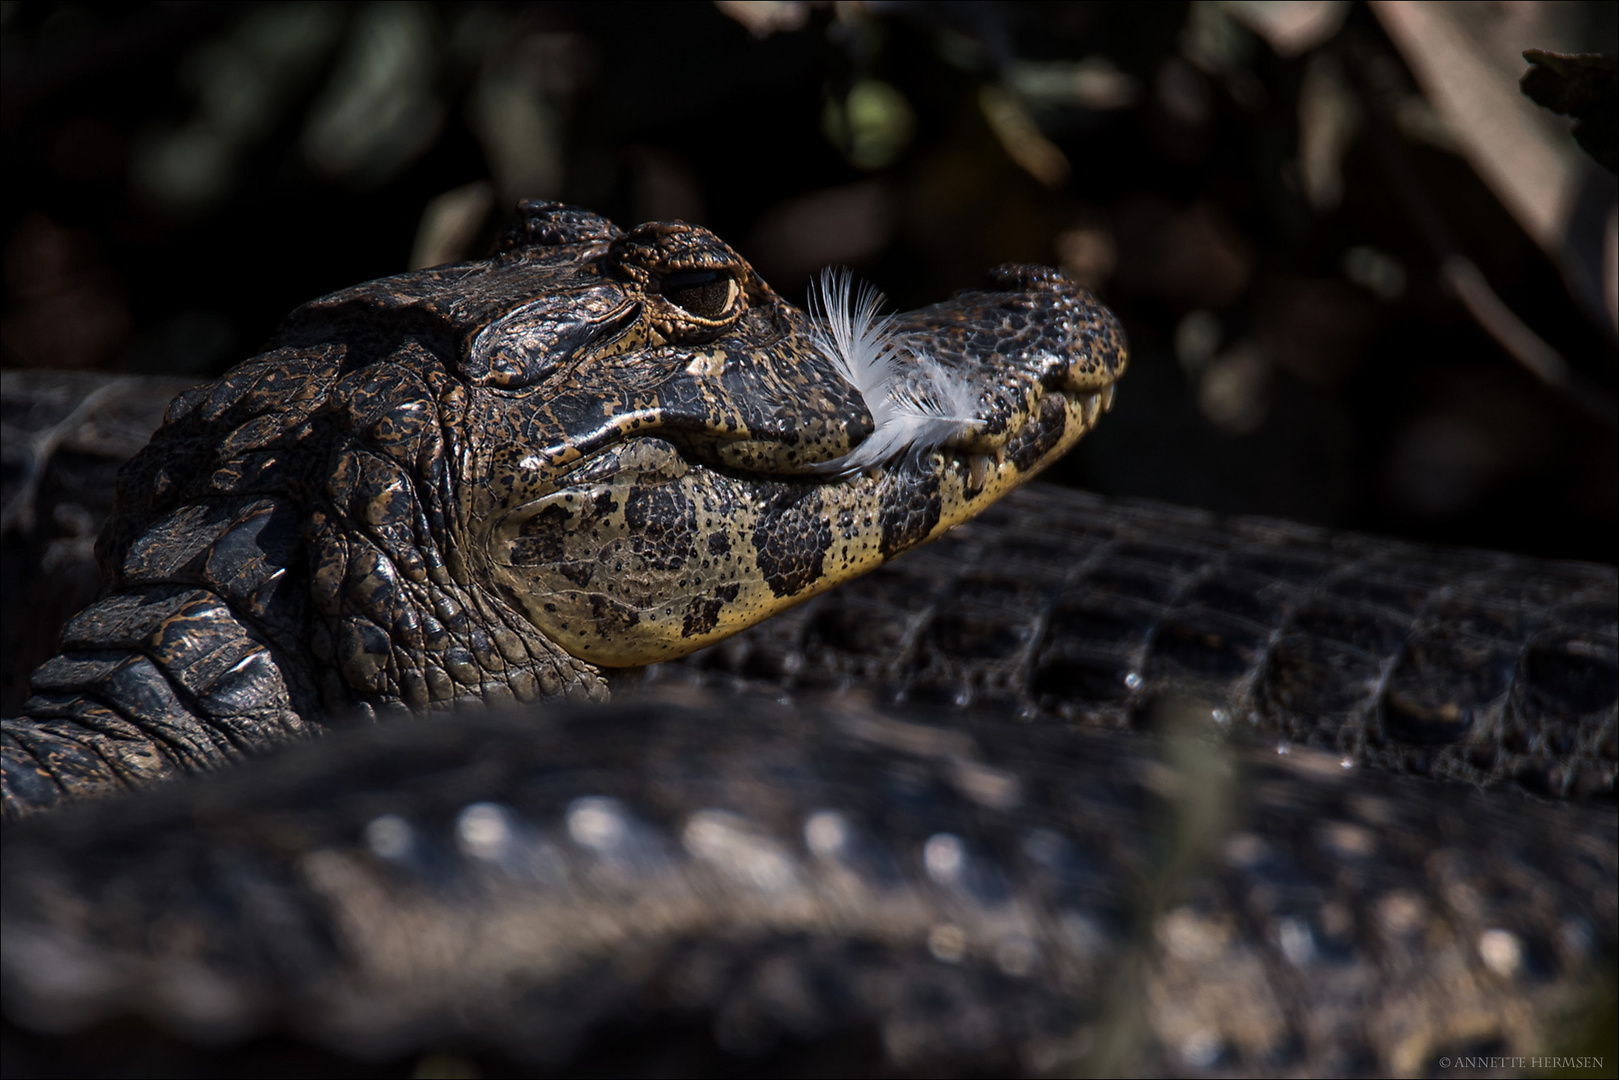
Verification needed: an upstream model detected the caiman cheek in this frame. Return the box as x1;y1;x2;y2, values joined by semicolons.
486;454;794;666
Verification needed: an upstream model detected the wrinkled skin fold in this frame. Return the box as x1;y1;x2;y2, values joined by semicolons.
1;201;1125;818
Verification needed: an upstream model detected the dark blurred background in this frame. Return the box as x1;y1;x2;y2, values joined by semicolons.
3;0;1615;561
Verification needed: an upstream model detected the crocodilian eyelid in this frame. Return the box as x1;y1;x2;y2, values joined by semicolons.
659;268;724;292
464;288;642;388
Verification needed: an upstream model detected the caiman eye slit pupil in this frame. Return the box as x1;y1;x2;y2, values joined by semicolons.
659;269;736;320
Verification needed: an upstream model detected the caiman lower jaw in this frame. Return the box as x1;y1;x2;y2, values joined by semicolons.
484;379;1119;670
869;381;1117;537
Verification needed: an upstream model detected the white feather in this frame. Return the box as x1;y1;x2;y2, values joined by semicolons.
806;268;982;475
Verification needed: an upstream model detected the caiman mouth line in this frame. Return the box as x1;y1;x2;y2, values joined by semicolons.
559;377;1115;493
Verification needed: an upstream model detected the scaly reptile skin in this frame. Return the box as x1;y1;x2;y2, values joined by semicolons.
1;371;198;715
2;382;1615;1076
7;378;1610;808
669;483;1618;801
3;697;1614;1076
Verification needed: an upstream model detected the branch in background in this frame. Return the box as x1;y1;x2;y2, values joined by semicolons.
1440;255;1575;391
1344;43;1618;430
0;378;133;538
1369;4;1614;342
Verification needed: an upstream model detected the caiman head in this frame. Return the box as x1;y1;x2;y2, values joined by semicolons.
103;201;1125;712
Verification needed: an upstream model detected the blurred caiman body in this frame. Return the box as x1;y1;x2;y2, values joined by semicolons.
1;204;1615;1075
5;692;1613;1077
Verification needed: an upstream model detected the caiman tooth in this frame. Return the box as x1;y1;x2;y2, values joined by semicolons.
1080;392;1101;426
1101;383;1116;411
966;453;992;495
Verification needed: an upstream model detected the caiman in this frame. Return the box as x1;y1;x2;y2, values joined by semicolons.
1;202;1613;1076
1;201;1124;814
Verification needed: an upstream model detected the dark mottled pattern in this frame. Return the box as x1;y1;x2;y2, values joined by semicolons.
753;484;833;598
678;484;1618;801
1007;395;1071;473
879;472;943;559
3;697;1613;1076
510;503;572;571
626;483;699;573
682;582;742;638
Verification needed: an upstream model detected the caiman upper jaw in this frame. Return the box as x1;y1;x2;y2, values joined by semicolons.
809;262;1127;475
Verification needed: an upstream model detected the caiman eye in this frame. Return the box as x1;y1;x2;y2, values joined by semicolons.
659;269;739;320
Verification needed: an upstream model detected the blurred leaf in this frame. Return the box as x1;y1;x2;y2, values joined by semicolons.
1220;0;1348;59
712;0;811;39
822;78;915;172
1007;57;1138;111
1297;53;1360;210
302;3;444;187
410;181;495;270
978;84;1069;188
